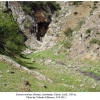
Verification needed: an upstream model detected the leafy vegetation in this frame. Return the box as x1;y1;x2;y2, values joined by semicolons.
90;3;97;15
74;12;78;15
64;28;73;49
77;19;85;29
63;37;72;49
72;1;83;6
20;1;61;15
90;38;100;46
85;28;92;33
64;27;73;37
0;12;25;56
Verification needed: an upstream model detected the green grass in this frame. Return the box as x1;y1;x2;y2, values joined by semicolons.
0;43;100;92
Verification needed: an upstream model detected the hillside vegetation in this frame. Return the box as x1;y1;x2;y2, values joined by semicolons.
0;11;25;57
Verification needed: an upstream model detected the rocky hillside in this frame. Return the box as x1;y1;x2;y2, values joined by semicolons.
0;1;100;60
40;1;100;60
0;1;60;50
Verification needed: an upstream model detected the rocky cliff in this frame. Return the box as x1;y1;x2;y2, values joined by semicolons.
39;1;100;60
1;1;58;50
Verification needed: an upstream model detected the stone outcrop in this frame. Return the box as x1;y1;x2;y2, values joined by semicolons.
2;1;52;49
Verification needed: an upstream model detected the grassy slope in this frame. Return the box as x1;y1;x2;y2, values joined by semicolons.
1;43;100;92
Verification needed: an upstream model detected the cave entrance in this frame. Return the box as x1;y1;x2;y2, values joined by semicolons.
34;21;50;42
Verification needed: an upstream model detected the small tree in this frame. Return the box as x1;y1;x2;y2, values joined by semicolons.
0;12;25;56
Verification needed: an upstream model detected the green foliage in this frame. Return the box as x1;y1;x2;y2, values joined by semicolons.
0;12;25;56
77;19;85;29
72;1;83;6
94;1;98;6
96;32;100;34
92;6;97;10
63;38;72;49
22;5;30;15
90;5;97;15
74;12;78;15
64;27;73;37
47;1;61;13
20;1;61;15
90;38;100;46
94;1;98;3
85;28;92;33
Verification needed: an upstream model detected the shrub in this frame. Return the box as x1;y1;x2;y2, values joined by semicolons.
47;1;61;13
90;38;100;46
96;32;100;34
0;12;25;56
74;12;78;15
64;27;73;37
90;38;98;44
94;1;98;3
20;1;61;14
22;5;30;15
90;6;97;15
72;1;83;6
77;20;85;29
63;37;72;49
85;28;92;33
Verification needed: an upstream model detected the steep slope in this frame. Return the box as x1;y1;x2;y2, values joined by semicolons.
69;2;100;60
0;1;60;50
40;1;100;60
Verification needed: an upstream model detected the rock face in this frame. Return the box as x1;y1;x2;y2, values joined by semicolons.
39;1;100;60
3;1;52;49
38;1;73;51
0;1;6;9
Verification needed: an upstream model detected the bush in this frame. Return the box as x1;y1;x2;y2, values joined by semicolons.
72;1;83;6
20;1;61;14
0;12;25;56
63;37;72;49
22;6;30;15
77;20;85;29
64;27;73;37
94;1;98;6
90;38;98;44
74;12;78;15
96;32;100;34
85;28;92;33
90;6;97;15
90;38;100;46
